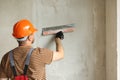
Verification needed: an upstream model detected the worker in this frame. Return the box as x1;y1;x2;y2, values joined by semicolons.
0;19;64;80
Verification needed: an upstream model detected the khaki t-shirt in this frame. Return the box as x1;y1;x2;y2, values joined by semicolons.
0;46;53;80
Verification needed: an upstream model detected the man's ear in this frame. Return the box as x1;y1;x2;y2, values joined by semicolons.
28;34;34;42
27;35;32;41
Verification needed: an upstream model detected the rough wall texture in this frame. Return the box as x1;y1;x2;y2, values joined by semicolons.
0;0;105;80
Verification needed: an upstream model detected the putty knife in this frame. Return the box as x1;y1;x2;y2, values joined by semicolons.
42;24;75;36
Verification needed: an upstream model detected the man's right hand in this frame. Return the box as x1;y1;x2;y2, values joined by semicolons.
55;31;64;40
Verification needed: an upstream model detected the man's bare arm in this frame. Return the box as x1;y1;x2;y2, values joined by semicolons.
53;38;64;61
52;31;64;61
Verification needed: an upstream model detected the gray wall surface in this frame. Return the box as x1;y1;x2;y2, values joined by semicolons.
0;0;106;80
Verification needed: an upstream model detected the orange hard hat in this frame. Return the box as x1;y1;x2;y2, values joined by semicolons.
12;19;37;38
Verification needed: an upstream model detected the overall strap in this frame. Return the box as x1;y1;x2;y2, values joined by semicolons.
9;48;34;76
23;48;34;75
9;51;17;76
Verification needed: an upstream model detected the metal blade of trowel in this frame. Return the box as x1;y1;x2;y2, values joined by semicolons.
42;24;75;36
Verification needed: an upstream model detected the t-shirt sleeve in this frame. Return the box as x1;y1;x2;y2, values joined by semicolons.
38;48;53;64
0;55;8;78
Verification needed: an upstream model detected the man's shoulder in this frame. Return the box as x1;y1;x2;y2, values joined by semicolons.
1;48;17;61
35;47;52;52
2;50;12;60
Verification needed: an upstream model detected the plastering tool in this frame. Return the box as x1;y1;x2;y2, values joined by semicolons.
42;24;75;36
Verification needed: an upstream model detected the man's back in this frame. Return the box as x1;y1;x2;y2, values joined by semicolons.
0;46;53;80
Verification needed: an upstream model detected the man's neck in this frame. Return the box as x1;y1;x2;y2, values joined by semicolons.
19;43;32;47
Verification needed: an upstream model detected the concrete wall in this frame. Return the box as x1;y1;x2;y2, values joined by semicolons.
0;0;106;80
106;0;117;80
